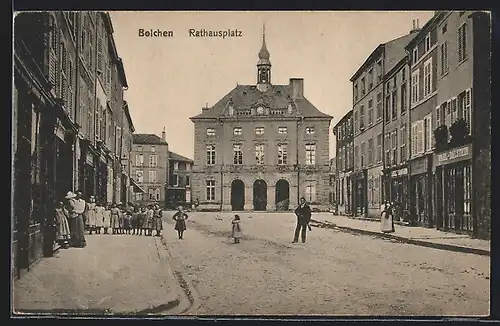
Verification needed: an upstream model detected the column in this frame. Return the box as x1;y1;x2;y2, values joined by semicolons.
266;185;275;212
244;185;252;211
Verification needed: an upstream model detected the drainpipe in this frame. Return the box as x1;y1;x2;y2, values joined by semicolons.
219;118;224;212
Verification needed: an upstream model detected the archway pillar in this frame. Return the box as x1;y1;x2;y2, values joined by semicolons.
289;185;299;209
267;185;275;212
244;186;252;211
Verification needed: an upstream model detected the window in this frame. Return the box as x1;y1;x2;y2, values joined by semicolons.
360;142;366;167
385;93;391;123
136;170;144;183
391;89;397;119
423;58;433;98
359;105;365;130
206;180;216;201
137;145;143;152
412;48;418;65
255;127;264;135
186;176;190;186
368;68;373;90
361;77;366;96
155;188;161;201
277;143;288;165
354;111;358;133
206;144;216;165
148;188;156;200
391;130;398;165
376;133;382;163
354;83;358;102
346;143;351;169
354;145;359;169
255;144;265;165
149;154;158;167
385;133;391;165
464;88;472;135
305;143;316;165
400;124;407;163
368;138;374;165
150;146;155;152
174;162;179;171
278;126;288;134
233;127;242;135
233;144;243;165
172;175;178;186
306;126;315;134
376;92;382;120
136;154;144;166
206;128;215;136
135;193;143;201
435;105;442;127
411;121;425;157
400;82;407;114
425;34;431;52
149;170;157;183
186;164;191;172
442;23;447;34
440;42;449;76
377;60;382;82
411;70;420;104
305;184;316;203
368;98;373;125
451;97;458;123
458;23;467;63
424;114;432;152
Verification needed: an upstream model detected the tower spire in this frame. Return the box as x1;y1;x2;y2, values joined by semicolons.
257;23;271;88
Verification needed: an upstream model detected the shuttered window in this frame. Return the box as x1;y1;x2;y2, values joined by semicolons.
417;120;425;154
60;43;68;104
458;23;467;62
451;97;458;123
411;122;418;157
67;59;74;120
464;89;472;135
49;16;59;88
435;106;441;127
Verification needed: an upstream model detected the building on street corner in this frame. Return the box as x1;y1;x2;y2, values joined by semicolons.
130;131;169;205
166;152;194;209
190;26;333;212
12;11;134;278
333;110;354;216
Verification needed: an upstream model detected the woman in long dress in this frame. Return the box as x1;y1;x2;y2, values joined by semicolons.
145;205;154;236
110;204;121;235
67;191;87;248
154;205;163;237
231;215;242;244
103;203;111;234
55;201;71;249
95;201;105;234
86;196;97;235
173;206;188;239
380;201;395;233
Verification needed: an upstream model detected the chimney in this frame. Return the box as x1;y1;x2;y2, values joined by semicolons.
161;127;166;142
202;102;209;112
290;78;304;99
409;19;421;34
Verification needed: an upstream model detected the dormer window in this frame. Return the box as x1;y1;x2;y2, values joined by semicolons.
255;127;264;135
233;127;242;136
228;105;234;116
306;126;315;134
413;48;419;65
206;128;215;136
425;34;431;52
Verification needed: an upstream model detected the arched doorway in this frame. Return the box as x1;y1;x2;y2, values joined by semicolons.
275;179;290;211
253;179;267;211
231;179;245;211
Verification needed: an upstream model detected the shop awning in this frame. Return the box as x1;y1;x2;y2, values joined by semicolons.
131;178;146;193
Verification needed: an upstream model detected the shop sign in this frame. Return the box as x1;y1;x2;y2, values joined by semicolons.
410;157;427;176
391;167;408;178
434;144;472;167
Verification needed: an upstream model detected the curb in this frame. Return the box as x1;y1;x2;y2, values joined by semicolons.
310;219;490;257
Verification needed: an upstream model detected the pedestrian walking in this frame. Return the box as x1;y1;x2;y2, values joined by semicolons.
103;203;111;234
110;203;121;235
153;204;163;237
68;191;87;248
95;201;105;234
85;196;97;235
380;201;395;233
231;214;242;244
292;197;312;243
54;201;71;249
145;205;154;236
173;206;188;239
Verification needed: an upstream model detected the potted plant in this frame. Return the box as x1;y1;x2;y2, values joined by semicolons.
434;125;449;151
449;119;468;146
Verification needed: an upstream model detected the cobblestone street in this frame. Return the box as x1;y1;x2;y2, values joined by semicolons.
162;211;490;316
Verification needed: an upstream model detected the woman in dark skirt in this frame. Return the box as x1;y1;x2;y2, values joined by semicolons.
173;206;188;239
154;204;163;237
66;191;87;248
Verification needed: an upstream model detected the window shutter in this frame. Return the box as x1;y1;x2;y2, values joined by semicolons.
465;88;472;135
457;28;462;62
419;121;425;154
60;45;67;103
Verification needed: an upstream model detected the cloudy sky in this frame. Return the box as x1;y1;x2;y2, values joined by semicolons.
109;11;434;159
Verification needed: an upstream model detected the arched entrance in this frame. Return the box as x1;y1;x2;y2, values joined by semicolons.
275;179;290;211
253;179;267;211
231;179;245;211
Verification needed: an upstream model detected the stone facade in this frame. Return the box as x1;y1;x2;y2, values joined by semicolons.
167;151;194;209
190;28;332;212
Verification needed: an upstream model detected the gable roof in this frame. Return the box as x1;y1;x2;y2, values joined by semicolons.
132;134;168;145
190;84;332;120
169;151;193;163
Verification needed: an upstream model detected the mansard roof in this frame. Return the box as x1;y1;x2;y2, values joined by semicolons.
190;84;332;120
132;134;168;145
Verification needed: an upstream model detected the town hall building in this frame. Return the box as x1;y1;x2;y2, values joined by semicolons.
190;27;333;212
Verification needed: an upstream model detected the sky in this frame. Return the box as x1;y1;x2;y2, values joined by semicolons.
109;11;434;159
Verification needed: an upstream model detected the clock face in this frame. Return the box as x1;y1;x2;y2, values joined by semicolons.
257;106;264;114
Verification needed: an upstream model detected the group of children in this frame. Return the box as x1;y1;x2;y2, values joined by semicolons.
84;200;164;236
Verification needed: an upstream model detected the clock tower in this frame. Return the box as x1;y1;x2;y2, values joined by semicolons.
257;24;271;92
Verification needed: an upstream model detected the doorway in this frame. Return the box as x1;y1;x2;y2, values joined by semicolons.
275;179;290;211
231;179;245;211
253;179;267;211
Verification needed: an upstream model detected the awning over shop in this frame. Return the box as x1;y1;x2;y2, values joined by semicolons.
131;178;146;193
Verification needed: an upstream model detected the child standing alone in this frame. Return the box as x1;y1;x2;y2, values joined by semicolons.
231;215;242;244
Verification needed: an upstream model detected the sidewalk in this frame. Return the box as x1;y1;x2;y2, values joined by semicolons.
13;234;181;315
311;213;490;256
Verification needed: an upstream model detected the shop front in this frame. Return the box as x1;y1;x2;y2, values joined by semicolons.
383;166;409;222
351;169;367;217
433;143;473;234
409;155;433;227
79;140;96;200
96;153;108;204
